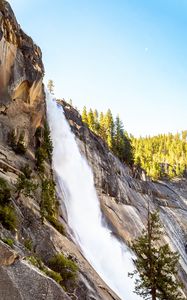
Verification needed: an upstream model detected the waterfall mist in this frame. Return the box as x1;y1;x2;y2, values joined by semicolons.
46;92;141;300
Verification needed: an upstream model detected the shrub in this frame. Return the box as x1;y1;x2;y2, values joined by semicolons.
35;147;47;173
35;121;53;172
48;253;78;283
21;164;32;179
44;269;62;284
24;239;33;251
0;178;17;231
0;178;11;206
2;238;14;248
43;121;53;161
27;255;63;287
0;205;17;231
16;173;38;199
40;179;57;218
46;215;65;235
27;256;43;269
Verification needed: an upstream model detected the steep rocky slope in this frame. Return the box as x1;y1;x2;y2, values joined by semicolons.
62;100;187;295
0;1;187;299
0;2;120;300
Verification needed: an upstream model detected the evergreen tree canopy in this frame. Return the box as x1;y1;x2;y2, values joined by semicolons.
82;106;88;124
132;132;187;179
81;107;134;164
129;210;186;300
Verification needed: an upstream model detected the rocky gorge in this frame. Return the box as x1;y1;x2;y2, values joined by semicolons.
0;1;187;299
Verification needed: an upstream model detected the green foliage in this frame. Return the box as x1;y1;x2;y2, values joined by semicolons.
44;269;62;284
40;179;56;218
0;178;11;206
27;255;43;269
27;254;63;287
81;107;134;164
129;210;186;300
40;179;65;234
48;253;78;283
0;205;17;231
21;164;32;179
24;239;33;251
16;173;38;198
82;106;88;124
35;147;47;173
132;132;187;179
46;215;65;235
43;121;53;161
0;178;17;231
2;238;14;248
35;121;53;172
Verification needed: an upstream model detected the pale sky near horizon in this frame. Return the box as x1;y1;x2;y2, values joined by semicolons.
8;0;187;136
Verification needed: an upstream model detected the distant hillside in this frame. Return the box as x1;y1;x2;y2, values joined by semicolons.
81;108;187;180
132;132;187;179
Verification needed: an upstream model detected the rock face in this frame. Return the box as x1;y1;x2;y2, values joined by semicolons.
0;2;120;300
0;1;187;299
62;101;187;295
0;241;71;300
0;240;18;266
0;0;45;147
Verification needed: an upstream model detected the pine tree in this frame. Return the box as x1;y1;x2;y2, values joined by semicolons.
87;109;95;132
82;106;88;124
123;131;134;165
105;109;114;150
93;109;100;133
47;80;54;94
99;112;107;140
129;209;186;300
81;107;133;164
113;115;125;160
132;131;187;179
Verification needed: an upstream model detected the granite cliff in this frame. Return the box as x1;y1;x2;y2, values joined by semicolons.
61;100;187;296
0;2;120;299
0;1;187;299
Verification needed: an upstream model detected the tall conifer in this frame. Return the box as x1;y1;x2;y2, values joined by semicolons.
129;210;186;300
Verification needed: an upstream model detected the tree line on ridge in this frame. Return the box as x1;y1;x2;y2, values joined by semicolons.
81;106;187;180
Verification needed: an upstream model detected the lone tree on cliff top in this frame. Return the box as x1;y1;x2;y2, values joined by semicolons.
47;79;54;94
129;209;186;300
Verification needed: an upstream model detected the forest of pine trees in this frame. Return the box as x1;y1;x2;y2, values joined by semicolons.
82;107;187;180
82;107;133;165
132;131;187;180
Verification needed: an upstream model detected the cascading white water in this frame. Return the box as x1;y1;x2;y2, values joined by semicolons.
46;91;141;300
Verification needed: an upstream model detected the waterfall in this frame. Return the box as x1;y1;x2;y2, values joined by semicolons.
46;91;141;300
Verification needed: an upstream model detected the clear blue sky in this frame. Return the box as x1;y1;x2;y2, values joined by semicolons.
9;0;187;136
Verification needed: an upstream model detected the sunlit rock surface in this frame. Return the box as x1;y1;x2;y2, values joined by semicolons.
62;100;187;295
0;0;45;147
0;2;122;299
0;241;71;300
